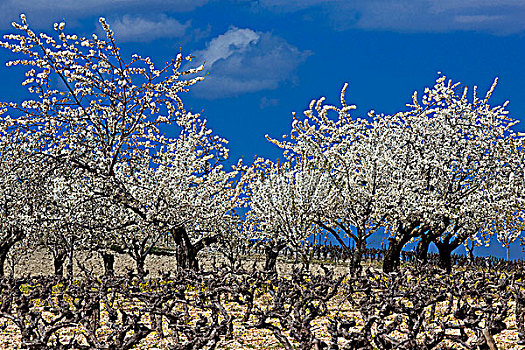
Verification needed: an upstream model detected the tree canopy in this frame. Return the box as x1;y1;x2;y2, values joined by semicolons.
0;15;523;277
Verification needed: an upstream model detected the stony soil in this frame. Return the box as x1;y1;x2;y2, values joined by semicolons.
1;250;523;349
9;248;352;278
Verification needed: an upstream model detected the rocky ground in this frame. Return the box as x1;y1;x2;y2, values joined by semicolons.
1;249;523;349
9;248;352;278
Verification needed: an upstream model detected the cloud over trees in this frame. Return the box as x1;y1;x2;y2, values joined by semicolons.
191;27;311;98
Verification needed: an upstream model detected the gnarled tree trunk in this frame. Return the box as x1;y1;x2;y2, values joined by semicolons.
434;240;457;273
383;222;430;273
135;255;147;276
383;223;423;273
101;252;115;276
415;234;432;265
54;250;67;277
172;226;219;271
0;227;24;277
264;242;286;273
383;236;410;273
0;246;9;278
350;237;365;277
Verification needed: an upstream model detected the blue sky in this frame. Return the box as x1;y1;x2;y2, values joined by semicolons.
0;0;524;259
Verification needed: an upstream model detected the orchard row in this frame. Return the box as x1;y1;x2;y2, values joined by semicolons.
0;15;523;278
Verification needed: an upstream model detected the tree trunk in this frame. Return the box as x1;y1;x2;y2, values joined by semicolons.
350;238;365;276
303;252;311;271
173;226;199;271
172;226;219;271
415;234;432;265
435;241;455;273
66;242;74;280
434;225;470;272
54;250;67;277
135;256;147;276
0;246;8;278
264;245;280;273
0;228;25;277
176;245;198;270
466;240;476;265
102;252;115;276
383;234;413;273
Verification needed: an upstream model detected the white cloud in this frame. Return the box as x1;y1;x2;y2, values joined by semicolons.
99;15;190;42
257;0;525;34
0;0;209;29
191;28;311;99
194;27;260;67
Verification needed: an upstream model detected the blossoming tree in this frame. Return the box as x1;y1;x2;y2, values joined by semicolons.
268;76;525;273
244;158;333;271
386;76;525;271
0;15;240;274
0;123;45;276
266;85;395;274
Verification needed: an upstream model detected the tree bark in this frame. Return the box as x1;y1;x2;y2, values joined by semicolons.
263;241;287;273
383;238;403;273
0;246;8;278
172;226;219;271
0;228;24;277
172;226;198;270
54;250;67;277
300;250;311;271
101;252;115;276
350;238;365;276
465;240;476;265
433;223;468;272
434;240;456;273
66;241;74;280
383;230;415;273
135;256;147;276
437;246;453;272
415;234;432;265
264;245;280;272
